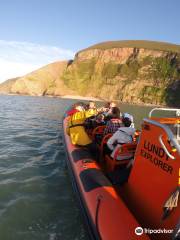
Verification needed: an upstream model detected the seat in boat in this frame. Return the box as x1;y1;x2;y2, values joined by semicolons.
96;133;113;163
105;142;137;172
104;129;140;172
91;125;106;141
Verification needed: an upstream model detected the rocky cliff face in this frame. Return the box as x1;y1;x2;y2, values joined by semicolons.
62;46;180;106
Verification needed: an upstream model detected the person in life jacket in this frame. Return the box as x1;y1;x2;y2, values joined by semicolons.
84;101;100;130
86;101;98;116
65;104;80;117
106;116;136;160
65;102;87;117
66;105;96;146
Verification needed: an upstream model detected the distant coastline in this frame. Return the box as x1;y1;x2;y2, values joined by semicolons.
60;94;102;101
0;93;102;101
0;92;166;107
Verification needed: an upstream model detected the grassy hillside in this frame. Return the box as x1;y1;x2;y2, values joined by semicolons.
0;61;75;96
79;40;180;53
0;78;19;93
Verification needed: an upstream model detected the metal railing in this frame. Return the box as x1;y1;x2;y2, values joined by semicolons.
149;107;180;143
149;107;180;118
144;118;180;160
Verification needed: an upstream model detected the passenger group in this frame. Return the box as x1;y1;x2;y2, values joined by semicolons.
66;101;136;162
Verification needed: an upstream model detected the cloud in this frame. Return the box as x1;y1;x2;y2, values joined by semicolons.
0;58;41;82
0;40;75;83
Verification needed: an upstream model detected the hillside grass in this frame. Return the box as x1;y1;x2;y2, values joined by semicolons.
62;59;97;95
0;78;19;92
79;40;180;53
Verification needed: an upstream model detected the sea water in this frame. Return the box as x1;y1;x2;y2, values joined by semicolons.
0;95;153;240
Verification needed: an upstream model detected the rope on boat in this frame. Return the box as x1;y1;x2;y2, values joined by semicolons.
95;195;103;240
172;219;180;240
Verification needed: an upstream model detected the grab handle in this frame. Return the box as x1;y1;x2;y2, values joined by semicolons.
159;135;175;160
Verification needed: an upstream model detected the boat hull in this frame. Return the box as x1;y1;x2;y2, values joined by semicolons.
62;117;149;240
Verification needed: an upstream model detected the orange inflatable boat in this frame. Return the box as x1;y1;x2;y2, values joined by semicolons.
62;107;180;240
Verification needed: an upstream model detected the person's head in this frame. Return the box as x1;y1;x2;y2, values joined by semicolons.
122;117;132;127
88;101;96;109
123;113;134;123
110;101;116;108
75;105;84;112
96;114;104;122
111;107;120;118
104;102;111;108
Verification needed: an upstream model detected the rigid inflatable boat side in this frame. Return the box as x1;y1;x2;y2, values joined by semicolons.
62;117;149;240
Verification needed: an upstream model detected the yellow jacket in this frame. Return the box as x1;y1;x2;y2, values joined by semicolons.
66;110;96;146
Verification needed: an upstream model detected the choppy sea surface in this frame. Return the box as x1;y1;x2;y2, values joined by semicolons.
0;95;153;240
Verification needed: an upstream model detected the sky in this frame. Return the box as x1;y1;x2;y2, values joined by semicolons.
0;0;179;82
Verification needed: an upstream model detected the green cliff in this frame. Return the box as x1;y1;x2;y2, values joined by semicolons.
62;41;180;106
